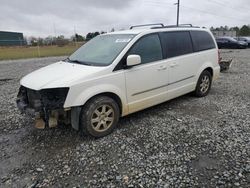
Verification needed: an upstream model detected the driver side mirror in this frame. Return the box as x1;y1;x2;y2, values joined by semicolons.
127;55;141;67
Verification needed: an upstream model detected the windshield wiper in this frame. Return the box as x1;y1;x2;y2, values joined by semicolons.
64;57;73;62
66;58;92;66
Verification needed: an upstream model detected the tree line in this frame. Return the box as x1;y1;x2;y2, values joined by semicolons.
27;31;107;46
25;25;250;46
210;25;250;36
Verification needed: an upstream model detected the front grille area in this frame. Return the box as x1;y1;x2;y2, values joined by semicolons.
17;86;69;113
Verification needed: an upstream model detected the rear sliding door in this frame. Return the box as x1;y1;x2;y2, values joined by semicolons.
159;31;197;99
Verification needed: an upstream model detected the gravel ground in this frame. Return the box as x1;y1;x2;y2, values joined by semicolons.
0;51;249;188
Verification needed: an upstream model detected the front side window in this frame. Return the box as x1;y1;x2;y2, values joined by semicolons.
128;34;163;64
68;34;135;66
161;31;193;58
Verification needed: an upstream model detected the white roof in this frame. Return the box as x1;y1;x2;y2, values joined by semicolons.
106;26;209;36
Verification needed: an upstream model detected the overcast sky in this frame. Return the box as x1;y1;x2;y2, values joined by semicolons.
0;0;249;38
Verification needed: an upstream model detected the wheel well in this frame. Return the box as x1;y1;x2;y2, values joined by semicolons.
89;92;122;115
204;67;213;77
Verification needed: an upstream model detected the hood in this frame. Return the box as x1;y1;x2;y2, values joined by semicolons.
20;61;105;90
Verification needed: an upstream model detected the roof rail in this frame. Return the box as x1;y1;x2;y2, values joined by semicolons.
152;24;200;29
179;24;193;27
130;23;164;29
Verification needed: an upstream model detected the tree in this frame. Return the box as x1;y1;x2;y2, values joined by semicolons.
239;25;250;36
57;35;65;39
230;26;239;31
44;36;54;45
56;35;69;46
29;36;38;46
86;33;94;40
94;32;100;37
86;32;100;41
74;33;85;42
219;26;224;31
37;38;44;46
230;26;240;36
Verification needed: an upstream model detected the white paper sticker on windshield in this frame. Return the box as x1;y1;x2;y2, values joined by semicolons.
115;38;131;43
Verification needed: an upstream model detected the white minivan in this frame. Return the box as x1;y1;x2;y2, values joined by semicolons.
17;24;220;137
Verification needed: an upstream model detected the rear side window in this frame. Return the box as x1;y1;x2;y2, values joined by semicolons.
160;31;193;58
191;31;216;52
128;34;163;64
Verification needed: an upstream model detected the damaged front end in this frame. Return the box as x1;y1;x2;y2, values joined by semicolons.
16;86;70;129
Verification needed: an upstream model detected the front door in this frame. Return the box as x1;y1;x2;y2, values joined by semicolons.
124;34;168;113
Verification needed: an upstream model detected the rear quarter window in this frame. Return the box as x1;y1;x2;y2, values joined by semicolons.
191;31;216;52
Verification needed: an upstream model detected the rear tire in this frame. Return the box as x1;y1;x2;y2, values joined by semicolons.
80;96;120;138
194;70;212;97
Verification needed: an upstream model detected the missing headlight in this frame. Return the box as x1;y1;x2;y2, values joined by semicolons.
40;88;69;109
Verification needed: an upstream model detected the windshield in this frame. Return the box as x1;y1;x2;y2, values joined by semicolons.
68;34;135;66
228;38;238;42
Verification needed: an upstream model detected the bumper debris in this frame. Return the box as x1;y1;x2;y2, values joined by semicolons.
219;58;233;72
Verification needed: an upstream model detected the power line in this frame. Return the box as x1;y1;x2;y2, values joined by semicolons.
144;1;250;24
180;4;250;23
207;0;250;13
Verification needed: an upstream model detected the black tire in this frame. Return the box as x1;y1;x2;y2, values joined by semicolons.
194;70;212;97
80;96;120;138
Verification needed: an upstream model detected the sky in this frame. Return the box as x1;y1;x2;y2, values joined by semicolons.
0;0;249;38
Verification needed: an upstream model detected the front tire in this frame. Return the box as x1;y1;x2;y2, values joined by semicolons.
194;70;212;97
80;96;120;138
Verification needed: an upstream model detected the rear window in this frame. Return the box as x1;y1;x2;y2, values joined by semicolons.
191;31;216;52
160;31;193;58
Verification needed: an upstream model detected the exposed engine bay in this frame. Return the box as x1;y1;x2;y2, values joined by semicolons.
16;86;70;129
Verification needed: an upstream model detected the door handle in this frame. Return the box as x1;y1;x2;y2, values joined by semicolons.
157;66;167;71
170;63;178;68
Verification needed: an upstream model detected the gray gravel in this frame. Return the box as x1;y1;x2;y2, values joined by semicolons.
0;51;249;187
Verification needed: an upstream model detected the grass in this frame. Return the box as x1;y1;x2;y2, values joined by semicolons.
0;43;83;60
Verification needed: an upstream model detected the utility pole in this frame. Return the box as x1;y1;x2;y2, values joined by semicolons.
53;23;57;45
175;0;180;26
74;26;77;47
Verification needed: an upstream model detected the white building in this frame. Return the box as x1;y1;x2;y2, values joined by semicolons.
211;30;237;37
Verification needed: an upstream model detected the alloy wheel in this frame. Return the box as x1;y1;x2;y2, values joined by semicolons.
91;104;114;132
199;75;210;94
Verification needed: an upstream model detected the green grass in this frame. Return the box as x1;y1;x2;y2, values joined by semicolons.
0;44;83;60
